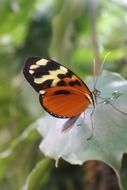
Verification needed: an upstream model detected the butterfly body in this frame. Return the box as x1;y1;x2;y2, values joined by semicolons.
23;57;96;118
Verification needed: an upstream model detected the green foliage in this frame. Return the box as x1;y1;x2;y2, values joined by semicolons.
25;159;52;190
0;0;127;189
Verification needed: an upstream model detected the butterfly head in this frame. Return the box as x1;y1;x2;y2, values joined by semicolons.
91;88;101;106
93;88;101;97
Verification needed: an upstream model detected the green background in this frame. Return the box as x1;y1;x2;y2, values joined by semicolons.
0;0;127;189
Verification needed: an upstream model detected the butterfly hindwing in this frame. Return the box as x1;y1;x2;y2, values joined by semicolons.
23;57;94;118
39;86;91;118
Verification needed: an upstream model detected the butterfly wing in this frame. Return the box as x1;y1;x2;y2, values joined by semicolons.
23;57;94;118
39;86;91;118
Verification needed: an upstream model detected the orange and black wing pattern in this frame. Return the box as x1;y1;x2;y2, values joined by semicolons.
23;57;94;118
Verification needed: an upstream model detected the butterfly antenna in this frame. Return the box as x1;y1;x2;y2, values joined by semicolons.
93;52;111;89
108;102;127;115
97;96;127;115
92;58;96;90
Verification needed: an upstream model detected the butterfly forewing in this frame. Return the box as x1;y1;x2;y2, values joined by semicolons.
23;57;94;118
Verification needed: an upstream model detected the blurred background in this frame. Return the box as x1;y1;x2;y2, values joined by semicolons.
0;0;127;189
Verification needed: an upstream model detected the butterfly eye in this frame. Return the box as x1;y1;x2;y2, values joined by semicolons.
97;90;101;96
94;88;101;96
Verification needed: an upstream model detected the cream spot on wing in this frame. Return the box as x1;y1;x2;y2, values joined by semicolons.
34;75;53;84
30;64;40;69
51;78;60;87
29;70;35;74
36;59;48;66
34;67;68;86
39;90;45;95
60;66;67;72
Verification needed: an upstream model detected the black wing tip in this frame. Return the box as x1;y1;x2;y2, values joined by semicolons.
23;56;42;76
23;56;61;70
25;56;54;64
24;56;42;67
23;56;53;93
23;56;61;78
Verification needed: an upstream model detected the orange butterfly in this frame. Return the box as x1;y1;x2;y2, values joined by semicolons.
23;57;127;137
23;57;99;134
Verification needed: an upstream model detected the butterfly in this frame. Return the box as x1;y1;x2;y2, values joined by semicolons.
23;57;127;137
23;57;100;134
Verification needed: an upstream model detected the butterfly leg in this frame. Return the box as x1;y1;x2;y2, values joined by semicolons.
87;107;95;141
77;112;85;126
77;107;95;140
108;102;127;115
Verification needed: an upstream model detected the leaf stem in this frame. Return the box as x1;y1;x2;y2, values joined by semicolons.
89;0;101;75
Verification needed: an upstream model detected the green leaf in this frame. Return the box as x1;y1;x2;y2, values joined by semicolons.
0;149;13;177
0;123;40;189
36;71;127;189
24;159;52;190
49;0;86;63
0;0;36;45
